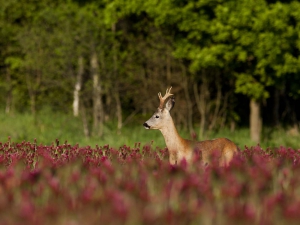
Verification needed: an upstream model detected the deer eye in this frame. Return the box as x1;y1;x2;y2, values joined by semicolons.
155;115;159;118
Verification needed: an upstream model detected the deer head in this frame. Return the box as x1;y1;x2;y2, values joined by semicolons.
143;87;175;130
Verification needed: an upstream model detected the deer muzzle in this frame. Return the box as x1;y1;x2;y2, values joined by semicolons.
143;122;151;129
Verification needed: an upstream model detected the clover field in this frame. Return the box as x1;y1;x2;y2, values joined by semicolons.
1;139;300;225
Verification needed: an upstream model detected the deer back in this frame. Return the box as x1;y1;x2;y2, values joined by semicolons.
194;138;238;166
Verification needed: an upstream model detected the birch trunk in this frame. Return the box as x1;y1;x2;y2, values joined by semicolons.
81;102;90;138
73;56;83;117
250;99;262;143
91;52;104;137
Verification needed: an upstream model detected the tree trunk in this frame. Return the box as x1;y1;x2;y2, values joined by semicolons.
273;88;280;127
218;92;230;129
115;90;122;133
91;52;104;137
181;64;194;135
166;51;171;82
209;76;222;131
112;23;122;133
80;102;90;138
194;75;210;140
290;101;299;135
73;56;83;117
250;99;262;143
230;120;236;132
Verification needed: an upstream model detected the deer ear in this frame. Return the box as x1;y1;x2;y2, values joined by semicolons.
165;96;175;111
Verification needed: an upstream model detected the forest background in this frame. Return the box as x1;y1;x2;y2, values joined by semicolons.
1;0;300;149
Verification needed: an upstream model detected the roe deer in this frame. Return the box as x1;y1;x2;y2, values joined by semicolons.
143;87;238;166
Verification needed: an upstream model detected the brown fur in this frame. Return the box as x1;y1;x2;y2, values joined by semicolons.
192;138;238;166
168;136;238;166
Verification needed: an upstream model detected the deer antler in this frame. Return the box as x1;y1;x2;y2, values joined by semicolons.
158;87;173;109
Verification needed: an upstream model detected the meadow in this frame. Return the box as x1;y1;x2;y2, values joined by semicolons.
1;112;300;224
0;111;299;149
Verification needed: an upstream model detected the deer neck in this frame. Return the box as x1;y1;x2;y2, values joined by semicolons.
159;118;185;153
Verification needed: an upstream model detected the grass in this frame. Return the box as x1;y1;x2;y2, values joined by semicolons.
0;110;165;148
0;110;299;150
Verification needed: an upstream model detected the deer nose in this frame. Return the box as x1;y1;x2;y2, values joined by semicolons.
143;122;150;129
